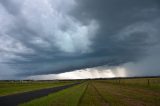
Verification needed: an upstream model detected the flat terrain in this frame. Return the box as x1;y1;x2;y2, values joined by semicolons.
78;82;109;106
93;79;160;106
0;80;75;96
0;82;80;106
20;82;87;106
0;77;160;106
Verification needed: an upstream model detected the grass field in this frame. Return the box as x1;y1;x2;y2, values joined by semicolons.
20;82;87;106
93;79;160;106
99;77;160;89
1;77;160;106
0;80;75;96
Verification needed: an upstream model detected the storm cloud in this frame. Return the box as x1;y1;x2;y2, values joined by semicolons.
0;0;160;79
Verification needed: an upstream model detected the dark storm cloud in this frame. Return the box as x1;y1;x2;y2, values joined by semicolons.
74;0;160;46
0;0;160;79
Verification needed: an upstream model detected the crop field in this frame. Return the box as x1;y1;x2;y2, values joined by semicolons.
0;77;160;106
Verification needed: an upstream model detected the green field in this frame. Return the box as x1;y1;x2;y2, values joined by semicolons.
19;77;160;106
0;80;75;96
0;77;160;106
20;82;87;106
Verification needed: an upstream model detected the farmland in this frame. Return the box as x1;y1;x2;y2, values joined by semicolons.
93;78;160;106
0;77;160;106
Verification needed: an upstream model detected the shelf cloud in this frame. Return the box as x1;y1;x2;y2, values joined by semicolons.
0;0;160;79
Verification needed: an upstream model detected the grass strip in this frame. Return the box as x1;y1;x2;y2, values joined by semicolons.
20;82;87;106
0;81;75;96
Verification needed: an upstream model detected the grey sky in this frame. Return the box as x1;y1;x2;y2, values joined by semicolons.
0;0;160;79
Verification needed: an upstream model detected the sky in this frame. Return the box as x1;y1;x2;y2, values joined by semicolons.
0;0;160;80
